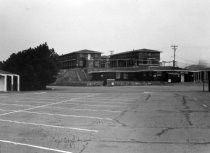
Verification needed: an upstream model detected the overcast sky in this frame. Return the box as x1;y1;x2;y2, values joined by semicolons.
1;0;210;67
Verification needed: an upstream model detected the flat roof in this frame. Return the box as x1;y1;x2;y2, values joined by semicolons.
88;67;204;73
0;70;18;75
60;49;101;56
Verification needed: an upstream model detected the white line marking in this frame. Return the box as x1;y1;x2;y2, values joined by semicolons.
72;104;126;108
202;104;208;108
33;92;46;94
72;100;128;105
0;108;13;112
0;108;17;111
15;100;52;104
0;99;74;117
143;92;153;93
75;100;129;105
0;103;33;107
18;98;58;101
46;106;122;113
0;139;72;153
22;110;113;120
0;119;98;132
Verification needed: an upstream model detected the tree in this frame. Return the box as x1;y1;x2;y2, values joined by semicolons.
0;61;3;69
2;43;59;90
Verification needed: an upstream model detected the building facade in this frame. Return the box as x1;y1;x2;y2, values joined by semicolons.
59;50;101;69
110;49;161;68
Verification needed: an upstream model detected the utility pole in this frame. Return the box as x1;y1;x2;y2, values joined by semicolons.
171;45;178;67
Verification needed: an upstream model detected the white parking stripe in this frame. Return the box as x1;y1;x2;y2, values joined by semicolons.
0;99;74;117
22;110;113;120
18;98;58;101
72;104;126;107
33;92;46;94
0;108;14;112
0;139;72;153
15;100;52;104
66;108;121;112
0;103;33;107
72;101;128;105
44;106;121;112
202;104;208;108
0;119;98;132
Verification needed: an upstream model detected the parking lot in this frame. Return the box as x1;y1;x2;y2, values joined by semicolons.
0;85;210;153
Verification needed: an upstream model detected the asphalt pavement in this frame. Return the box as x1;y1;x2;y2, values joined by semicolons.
0;84;209;153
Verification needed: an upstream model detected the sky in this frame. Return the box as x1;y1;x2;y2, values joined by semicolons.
1;0;210;67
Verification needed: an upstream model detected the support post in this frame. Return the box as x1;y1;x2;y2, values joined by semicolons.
17;75;20;91
194;72;196;82
10;75;14;91
4;75;7;92
208;71;210;92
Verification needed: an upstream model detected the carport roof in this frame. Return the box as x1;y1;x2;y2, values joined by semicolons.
0;70;17;75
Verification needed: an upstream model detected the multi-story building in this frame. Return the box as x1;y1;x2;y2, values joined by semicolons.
59;49;101;69
110;49;161;68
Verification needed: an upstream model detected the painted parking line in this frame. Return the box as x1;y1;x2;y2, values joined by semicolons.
0;94;98;117
143;92;153;94
15;100;53;104
0;119;98;132
202;104;208;108
48;107;121;112
18;98;58;101
73;103;127;107
22;110;113;120
0;103;33;107
0;99;75;117
0;139;72;153
33;92;46;94
72;100;128;105
0;108;16;112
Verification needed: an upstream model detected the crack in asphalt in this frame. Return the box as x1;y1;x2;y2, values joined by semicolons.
156;127;174;137
145;94;151;101
113;118;127;127
113;110;128;127
182;96;193;126
184;112;193;126
78;142;88;153
182;96;190;110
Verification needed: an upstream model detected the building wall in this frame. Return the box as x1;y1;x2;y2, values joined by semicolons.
91;71;187;83
59;53;101;69
110;51;160;68
0;75;4;91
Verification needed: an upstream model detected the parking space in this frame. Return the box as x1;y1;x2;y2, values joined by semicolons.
0;85;210;153
0;88;141;153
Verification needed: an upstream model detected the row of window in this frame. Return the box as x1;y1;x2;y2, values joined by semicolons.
116;73;128;79
111;52;159;59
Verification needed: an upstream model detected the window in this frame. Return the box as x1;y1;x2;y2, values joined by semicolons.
95;54;99;58
79;60;83;67
94;61;99;67
116;72;120;79
123;73;128;79
80;54;84;58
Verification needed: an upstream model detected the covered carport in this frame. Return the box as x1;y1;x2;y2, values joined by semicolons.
0;70;20;92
